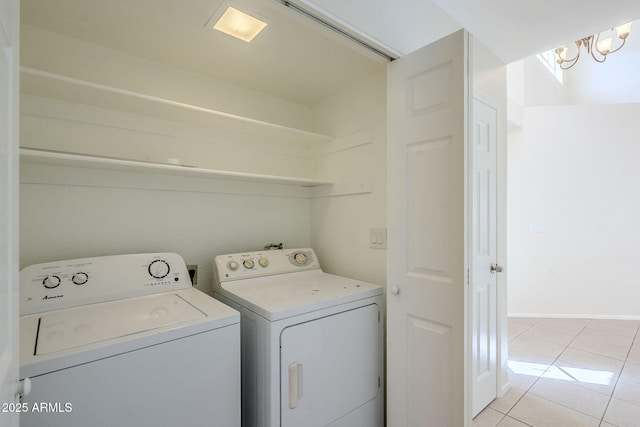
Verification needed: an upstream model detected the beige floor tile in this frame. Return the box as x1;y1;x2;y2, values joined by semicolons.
586;319;640;338
614;378;640;406
509;317;540;328
508;318;537;342
517;326;576;346
569;336;630;361
509;394;600;427
543;359;618;396
489;387;526;414
510;335;566;363
577;328;634;348
603;398;640;427
473;407;504;427
535;318;590;336
508;329;524;343
528;377;609;419
503;318;640;427
626;348;640;365
620;362;640;384
508;369;540;391
556;347;625;373
496;417;530;427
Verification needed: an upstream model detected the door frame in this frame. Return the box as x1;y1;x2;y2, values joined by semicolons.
0;0;20;421
467;34;510;414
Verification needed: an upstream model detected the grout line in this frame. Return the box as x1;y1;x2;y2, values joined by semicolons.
599;325;640;425
498;319;640;426
511;323;596;419
503;317;640;426
508;318;540;342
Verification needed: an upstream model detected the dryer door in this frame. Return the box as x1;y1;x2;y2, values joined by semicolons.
280;304;379;427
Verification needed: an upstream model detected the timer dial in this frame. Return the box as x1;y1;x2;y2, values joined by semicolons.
258;257;269;268
72;272;89;285
148;259;170;279
243;259;255;269
293;252;307;265
43;275;61;289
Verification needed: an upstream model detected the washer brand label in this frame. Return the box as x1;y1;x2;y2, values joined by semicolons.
42;294;64;300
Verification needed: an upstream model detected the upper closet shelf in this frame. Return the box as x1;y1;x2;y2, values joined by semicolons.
20;67;334;146
20;148;331;187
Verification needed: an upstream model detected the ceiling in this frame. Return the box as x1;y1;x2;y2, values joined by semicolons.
432;0;640;63
20;0;389;106
20;0;640;105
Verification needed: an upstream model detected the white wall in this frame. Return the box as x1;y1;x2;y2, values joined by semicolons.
19;26;322;294
21;25;313;130
522;57;567;106
20;165;312;295
507;103;640;318
19;24;386;294
309;71;387;286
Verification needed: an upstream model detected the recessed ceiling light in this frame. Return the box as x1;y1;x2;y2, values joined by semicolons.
212;6;267;42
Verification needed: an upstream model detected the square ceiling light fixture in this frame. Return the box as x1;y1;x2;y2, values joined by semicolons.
211;6;267;42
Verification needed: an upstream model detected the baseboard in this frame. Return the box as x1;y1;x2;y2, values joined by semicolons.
508;312;640;321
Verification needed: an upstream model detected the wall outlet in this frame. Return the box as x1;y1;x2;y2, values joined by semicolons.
369;228;387;249
187;264;198;285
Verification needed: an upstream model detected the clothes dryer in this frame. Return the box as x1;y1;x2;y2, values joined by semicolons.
213;248;383;427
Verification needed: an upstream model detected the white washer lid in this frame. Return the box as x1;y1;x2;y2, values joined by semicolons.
36;293;205;355
220;269;382;321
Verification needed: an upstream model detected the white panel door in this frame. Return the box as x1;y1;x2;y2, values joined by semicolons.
471;94;499;416
0;0;19;422
280;305;380;427
387;30;468;427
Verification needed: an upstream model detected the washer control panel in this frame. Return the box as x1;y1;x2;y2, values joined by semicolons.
20;253;191;315
214;248;319;283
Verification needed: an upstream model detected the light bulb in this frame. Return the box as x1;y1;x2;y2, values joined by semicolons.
614;22;632;39
596;38;612;55
555;45;568;61
212;6;267;42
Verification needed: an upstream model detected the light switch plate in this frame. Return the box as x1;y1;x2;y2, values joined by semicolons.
369;228;387;249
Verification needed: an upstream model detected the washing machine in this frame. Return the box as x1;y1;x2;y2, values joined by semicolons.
213;248;383;427
19;253;240;427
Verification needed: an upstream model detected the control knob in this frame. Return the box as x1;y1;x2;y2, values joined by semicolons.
42;275;61;289
72;272;89;285
243;259;255;269
228;261;239;271
293;252;307;265
258;257;269;268
148;259;170;279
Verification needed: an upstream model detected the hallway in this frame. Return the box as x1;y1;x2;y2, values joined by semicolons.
474;318;640;426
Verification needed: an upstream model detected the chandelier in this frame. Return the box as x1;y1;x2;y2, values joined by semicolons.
553;22;632;69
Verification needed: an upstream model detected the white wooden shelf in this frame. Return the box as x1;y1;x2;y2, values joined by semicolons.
20;67;334;147
20;148;331;187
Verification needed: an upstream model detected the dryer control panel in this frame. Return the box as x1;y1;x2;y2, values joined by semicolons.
20;253;191;315
214;248;320;283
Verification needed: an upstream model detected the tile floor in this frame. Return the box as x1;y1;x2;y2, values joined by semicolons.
473;317;640;427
